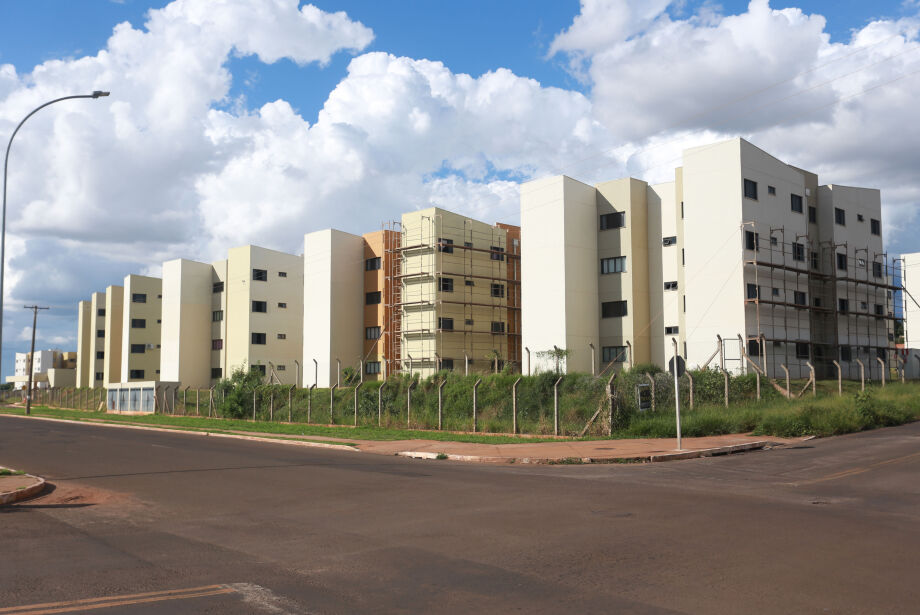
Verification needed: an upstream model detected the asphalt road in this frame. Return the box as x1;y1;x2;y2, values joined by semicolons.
1;415;918;614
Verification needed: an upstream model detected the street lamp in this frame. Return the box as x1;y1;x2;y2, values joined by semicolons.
0;91;109;380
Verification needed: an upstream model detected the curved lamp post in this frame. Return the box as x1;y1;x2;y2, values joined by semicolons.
0;91;109;378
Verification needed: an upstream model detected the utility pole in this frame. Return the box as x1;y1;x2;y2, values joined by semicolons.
23;305;49;416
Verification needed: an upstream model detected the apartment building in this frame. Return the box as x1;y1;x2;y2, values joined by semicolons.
7;349;75;390
103;285;123;384
160;245;304;388
88;291;106;386
76;300;92;387
120;275;162;382
522;137;897;380
904;252;920;347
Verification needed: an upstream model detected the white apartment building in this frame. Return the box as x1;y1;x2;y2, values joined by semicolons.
522;138;897;380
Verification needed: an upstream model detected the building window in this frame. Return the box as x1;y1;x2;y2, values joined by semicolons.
464;318;474;326
872;261;883;278
665;325;679;334
680;201;684;218
768;185;776;196
838;298;849;313
276;364;286;371
211;367;223;379
212;339;223;350
662;236;677;247
790;194;803;213
252;300;267;313
808;206;817;223
366;291;381;305
156;319;161;324
770;236;778;246
464;241;473;248
365;361;381;375
599;212;625;230
213;281;224;293
744;230;759;251
439;277;454;292
877;348;887;360
491;321;505;333
490;283;505;298
277;333;287;340
252;269;268;281
366;326;381;340
747;339;761;357
212;310;223;322
441;358;454;371
682;248;685;265
771;288;780;297
602;346;626;363
601;256;626;274
490;246;505;261
97;308;105;316
664;281;678;291
464;279;474;286
795;343;809;359
251;333;266;345
278;271;287;278
601;300;627;318
794;291;807;306
834;208;846;225
743;178;758;200
95;351;104;360
870;218;880;236
746;283;759;299
97;329;105;338
874;304;884;316
130;344;145;354
131;293;147;303
129;369;145;379
792;242;805;262
438;238;454;253
439;317;454;331
95;372;104;381
840;346;851;361
365;257;381;271
814;297;822;307
810;251;819;270
836;253;848;271
131;319;146;329
251;365;266;376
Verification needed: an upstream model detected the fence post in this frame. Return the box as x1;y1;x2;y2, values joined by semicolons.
308;384;316;423
269;386;274;422
832;360;842;395
626;340;633;368
645;373;655;412
606;372;616;436
252;388;257;421
876;357;886;387
196;389;200;416
722;369;729;408
378;382;386;427
208;387;214;417
512;377;521;435
438;379;446;430
183;386;189;415
553;376;562;436
288;385;295;422
330;383;338;424
407;380;417;429
588;343;596;377
855;359;865;391
473;378;482;433
780;364;790;399
686;371;694;410
172;387;177;415
897;357;905;383
806;361;816;396
353;382;363;427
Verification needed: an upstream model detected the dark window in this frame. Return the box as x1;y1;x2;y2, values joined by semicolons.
97;329;105;338
490;246;505;261
212;310;223;322
834;208;846;225
464;241;473;248
97;308;105;316
836;253;848;271
772;288;780;297
743;178;758;200
213;281;224;293
366;326;381;340
790;194;803;213
465;318;473;326
770;236;778;246
792;242;805;262
814;297;822;307
808;206;817;223
874;304;884;316
744;230;759;251
464;279;474;286
251;333;266;345
365;257;381;271
601;300;627;318
131;319;146;329
795;343;809;359
130;344;145;354
870;218;880;236
251;365;266;376
95;372;104;381
278;271;287;278
600;256;626;274
129;370;145;379
682;248;685;265
365;361;381;375
747;339;761;357
252;300;267;313
768;185;776;195
438;317;454;331
599;212;625;230
277;302;287;308
747;283;760;299
664;281;678;291
665;325;679;334
212;339;223;350
794;291;807;306
439;277;454;292
491;321;505;333
490;283;505;298
131;293;146;303
877;348;887;360
276;365;286;371
366;291;381;305
811;251;819;270
872;261;883;278
662;236;677;247
277;333;287;340
211;368;223;379
681;201;684;218
438;238;454;253
95;351;104;360
602;346;626;363
252;269;268;281
838;298;849;313
441;359;454;371
840;346;851;361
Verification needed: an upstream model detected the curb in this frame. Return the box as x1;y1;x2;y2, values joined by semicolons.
396;441;780;465
0;472;46;506
0;414;360;453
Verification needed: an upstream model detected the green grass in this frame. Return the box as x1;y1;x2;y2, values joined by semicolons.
0;468;25;476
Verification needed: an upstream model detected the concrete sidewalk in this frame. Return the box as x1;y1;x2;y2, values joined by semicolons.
0;467;45;505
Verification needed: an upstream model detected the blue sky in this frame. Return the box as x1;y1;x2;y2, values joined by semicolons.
1;0;919;378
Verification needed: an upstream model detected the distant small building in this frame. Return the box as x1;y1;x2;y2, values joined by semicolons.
7;349;77;390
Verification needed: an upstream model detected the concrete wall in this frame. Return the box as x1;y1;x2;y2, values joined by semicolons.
103;286;123;384
905;252;920;349
76;301;92;387
89;291;107;386
161;259;214;389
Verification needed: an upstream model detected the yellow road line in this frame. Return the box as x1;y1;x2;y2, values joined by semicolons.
0;586;234;614
794;450;920;486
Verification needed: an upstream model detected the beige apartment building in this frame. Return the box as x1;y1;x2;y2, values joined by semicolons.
522;137;898;380
87;291;106;386
103;285;124;384
121;275;162;382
